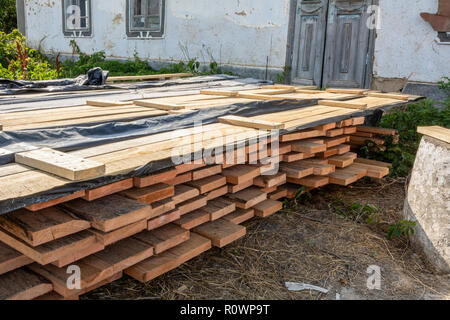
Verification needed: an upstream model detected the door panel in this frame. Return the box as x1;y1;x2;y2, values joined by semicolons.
291;0;328;86
322;0;372;88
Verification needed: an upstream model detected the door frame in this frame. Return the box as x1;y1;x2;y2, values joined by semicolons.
284;0;378;88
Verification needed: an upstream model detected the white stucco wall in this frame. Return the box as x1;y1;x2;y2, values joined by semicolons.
374;0;450;83
23;0;290;72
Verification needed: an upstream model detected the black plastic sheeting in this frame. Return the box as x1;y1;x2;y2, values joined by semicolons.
0;67;111;95
0;97;392;215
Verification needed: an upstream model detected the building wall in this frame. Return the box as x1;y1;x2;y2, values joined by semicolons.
23;0;291;79
374;0;450;85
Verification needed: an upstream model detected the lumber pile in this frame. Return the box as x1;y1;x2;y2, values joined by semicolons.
0;84;416;299
0;115;393;300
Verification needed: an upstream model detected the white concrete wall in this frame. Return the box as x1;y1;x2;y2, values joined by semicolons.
23;0;290;73
374;0;450;83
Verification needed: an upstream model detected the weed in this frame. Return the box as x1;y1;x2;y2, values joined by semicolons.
387;220;416;240
329;198;381;224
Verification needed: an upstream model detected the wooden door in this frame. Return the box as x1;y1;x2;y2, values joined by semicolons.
322;0;373;88
291;0;329;86
291;0;374;88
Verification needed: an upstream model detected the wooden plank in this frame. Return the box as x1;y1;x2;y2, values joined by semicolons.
83;178;133;201
290;160;335;175
253;172;286;188
175;162;206;174
30;237;153;297
0;229;96;265
134;224;189;254
174;209;210;230
227;187;267;209
282;152;314;162
0;207;90;247
326;88;368;95
356;126;398;136
86;100;131;107
205;185;228;201
268;187;288;200
192;165;222;180
172;184;200;205
343;126;357;134
150;198;176;217
61;195;152;232
90;219;147;246
253;199;283;218
318;100;367;110
219;115;285;130
287;175;329;188
223;208;254;225
133;100;185;110
0;268;52;300
134;168;177;188
147;209;181;231
201;197;236;221
324;136;349;148
326;128;344;137
352;163;390;178
166;172;192;185
327;152;357;168
221;165;260;185
121;183;174;204
199;89;237;97
177;195;208;216
350;136;385;146
367;92;409;101
328;165;368;186
0;242;33;275
280;129;325;142
25;190;86;212
417;126;450;144
280;163;314;179
187;175;227;194
125;233;210;283
51;241;104;268
193;219;246;248
291;141;326;154
354;158;392;168
15;148;105;181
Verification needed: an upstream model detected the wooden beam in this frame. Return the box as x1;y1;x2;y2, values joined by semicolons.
417;126;450;144
15;148;105;181
318;100;368;110
133;100;185;110
218;115;285;130
85;100;131;107
326;88;368;95
367;92;409;101
199;90;237;97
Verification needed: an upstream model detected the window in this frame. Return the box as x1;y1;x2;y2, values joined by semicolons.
127;0;165;38
62;0;92;37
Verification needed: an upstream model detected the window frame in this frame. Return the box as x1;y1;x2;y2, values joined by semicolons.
126;0;166;39
62;0;92;37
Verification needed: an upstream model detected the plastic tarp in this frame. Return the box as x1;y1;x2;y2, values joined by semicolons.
0;97;394;214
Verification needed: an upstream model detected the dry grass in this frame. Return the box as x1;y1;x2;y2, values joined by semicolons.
83;179;449;300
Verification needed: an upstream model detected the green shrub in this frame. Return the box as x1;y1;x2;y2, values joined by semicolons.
0;29;58;80
0;0;17;33
358;82;450;177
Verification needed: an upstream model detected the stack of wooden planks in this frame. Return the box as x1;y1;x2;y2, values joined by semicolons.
0;118;392;300
0;84;416;300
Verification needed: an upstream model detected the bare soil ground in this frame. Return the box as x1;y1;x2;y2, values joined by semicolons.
84;178;449;300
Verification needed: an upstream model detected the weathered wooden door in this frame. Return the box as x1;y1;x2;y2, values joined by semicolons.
291;0;374;88
291;0;329;86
